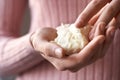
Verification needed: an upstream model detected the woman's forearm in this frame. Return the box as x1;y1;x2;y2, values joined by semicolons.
0;0;44;77
0;34;44;77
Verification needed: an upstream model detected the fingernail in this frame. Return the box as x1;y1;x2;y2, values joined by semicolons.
55;48;63;58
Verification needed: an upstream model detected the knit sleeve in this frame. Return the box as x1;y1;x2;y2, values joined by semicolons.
0;0;44;77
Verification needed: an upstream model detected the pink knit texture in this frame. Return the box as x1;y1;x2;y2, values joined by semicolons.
0;0;120;80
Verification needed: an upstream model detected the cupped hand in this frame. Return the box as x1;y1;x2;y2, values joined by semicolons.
30;27;65;58
38;7;118;71
39;15;117;72
40;24;105;72
30;0;120;72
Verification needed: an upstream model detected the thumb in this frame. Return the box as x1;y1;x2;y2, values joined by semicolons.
39;41;65;58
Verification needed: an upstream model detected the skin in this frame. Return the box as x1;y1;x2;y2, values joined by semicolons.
30;16;117;72
75;0;120;28
30;0;120;72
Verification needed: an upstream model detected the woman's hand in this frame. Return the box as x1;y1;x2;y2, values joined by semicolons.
38;17;117;72
74;0;120;28
30;27;65;58
29;0;120;72
39;23;105;72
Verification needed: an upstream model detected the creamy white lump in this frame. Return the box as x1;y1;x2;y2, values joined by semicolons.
53;24;91;55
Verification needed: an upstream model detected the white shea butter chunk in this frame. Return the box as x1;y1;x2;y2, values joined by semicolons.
54;24;91;55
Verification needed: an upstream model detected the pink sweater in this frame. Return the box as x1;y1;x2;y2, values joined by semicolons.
0;0;120;80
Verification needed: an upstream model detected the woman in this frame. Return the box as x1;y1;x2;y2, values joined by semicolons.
0;0;120;80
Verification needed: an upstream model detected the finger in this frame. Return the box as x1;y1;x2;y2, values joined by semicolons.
108;18;117;27
101;18;117;57
74;0;110;28
89;22;106;40
37;40;65;58
89;4;110;40
95;0;120;26
89;4;109;40
89;3;110;25
76;35;105;64
37;27;57;41
94;22;106;37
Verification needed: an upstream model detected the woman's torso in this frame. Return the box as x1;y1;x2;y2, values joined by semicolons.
17;0;120;80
